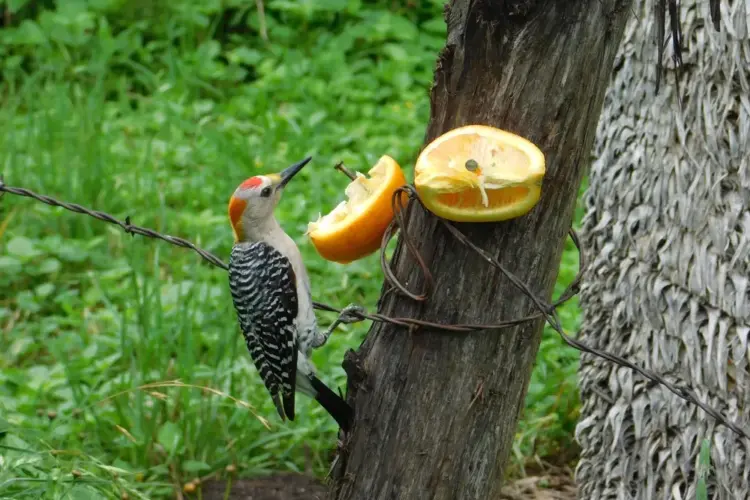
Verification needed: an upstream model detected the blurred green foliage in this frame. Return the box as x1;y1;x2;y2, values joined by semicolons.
0;1;581;498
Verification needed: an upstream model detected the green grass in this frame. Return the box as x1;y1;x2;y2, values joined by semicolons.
0;2;581;498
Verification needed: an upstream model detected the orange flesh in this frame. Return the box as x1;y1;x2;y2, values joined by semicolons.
413;124;546;222
435;186;530;209
307;156;407;264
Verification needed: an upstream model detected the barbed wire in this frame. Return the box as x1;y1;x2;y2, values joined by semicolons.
1;175;748;440
0;177;579;332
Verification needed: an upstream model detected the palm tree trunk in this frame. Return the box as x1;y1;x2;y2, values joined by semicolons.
575;1;750;498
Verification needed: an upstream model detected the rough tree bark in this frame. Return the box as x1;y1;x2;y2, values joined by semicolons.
330;1;633;499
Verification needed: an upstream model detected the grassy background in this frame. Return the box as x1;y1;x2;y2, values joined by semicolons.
0;1;582;498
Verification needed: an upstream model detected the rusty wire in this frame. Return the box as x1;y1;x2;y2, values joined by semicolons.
0;178;580;332
1;175;748;440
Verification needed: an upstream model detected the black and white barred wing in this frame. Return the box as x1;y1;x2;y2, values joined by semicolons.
228;241;298;421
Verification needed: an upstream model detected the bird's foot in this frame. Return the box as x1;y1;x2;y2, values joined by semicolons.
338;303;367;325
318;304;367;343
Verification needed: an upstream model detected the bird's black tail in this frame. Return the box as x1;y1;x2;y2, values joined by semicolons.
309;375;354;433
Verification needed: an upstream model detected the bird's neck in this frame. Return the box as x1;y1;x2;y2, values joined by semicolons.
238;215;288;246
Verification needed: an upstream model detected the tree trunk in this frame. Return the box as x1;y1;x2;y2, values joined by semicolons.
575;1;750;499
330;1;633;499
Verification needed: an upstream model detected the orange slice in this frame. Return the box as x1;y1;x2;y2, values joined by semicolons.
307;155;407;264
414;125;545;222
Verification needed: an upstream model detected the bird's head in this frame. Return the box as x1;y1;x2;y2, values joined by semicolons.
228;156;312;242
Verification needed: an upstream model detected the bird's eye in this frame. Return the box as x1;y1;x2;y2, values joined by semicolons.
260;187;272;198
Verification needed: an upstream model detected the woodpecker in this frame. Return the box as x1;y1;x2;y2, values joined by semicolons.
227;156;363;432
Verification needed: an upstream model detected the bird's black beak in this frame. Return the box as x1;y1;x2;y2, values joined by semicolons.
277;156;312;190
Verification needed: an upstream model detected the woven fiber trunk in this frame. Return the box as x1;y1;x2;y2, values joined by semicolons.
575;1;750;499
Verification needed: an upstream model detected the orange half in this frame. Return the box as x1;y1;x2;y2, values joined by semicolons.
414;125;545;222
307;155;407;264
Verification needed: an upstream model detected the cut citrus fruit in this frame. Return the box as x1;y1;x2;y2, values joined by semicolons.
414;124;545;222
307;155;408;264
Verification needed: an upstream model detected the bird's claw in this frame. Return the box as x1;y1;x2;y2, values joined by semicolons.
318;304;367;344
338;303;366;324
